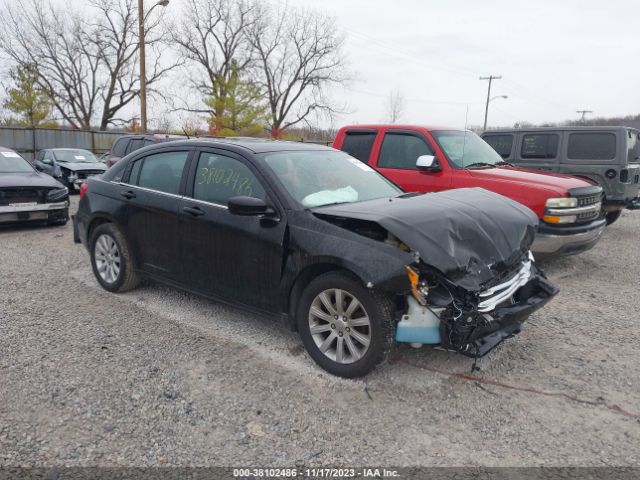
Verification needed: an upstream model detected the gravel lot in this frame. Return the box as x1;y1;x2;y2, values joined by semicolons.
1;196;639;468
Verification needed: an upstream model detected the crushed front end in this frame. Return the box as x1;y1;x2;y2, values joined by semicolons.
397;252;558;357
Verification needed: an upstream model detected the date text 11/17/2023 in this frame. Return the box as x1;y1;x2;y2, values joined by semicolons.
232;467;399;478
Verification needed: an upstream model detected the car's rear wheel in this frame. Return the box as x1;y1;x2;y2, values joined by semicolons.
90;223;140;293
297;271;395;378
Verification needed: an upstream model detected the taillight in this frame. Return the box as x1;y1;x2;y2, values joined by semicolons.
79;182;89;199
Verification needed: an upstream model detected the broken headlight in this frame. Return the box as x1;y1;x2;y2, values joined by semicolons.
406;266;429;305
47;187;68;202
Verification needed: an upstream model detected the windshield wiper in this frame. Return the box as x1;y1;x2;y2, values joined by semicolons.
464;162;495;169
494;160;515;167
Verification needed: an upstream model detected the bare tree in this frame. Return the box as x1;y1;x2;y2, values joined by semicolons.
248;4;347;138
0;0;100;128
385;89;404;123
170;0;260;132
91;0;175;130
0;0;174;130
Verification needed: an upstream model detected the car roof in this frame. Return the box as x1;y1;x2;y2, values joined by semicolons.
0;146;17;153
158;138;334;154
339;124;465;132
484;126;638;134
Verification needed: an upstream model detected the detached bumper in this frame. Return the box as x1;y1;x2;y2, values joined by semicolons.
0;201;69;224
462;274;559;357
532;219;606;256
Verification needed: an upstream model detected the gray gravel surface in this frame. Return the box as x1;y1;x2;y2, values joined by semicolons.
1;197;639;467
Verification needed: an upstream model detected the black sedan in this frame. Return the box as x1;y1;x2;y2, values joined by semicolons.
74;139;557;377
35;148;107;192
0;147;69;226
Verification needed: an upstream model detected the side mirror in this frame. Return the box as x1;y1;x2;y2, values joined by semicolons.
228;196;269;216
43;158;53;165
416;155;440;171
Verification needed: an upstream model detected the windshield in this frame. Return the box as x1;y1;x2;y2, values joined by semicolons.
261;150;401;207
0;151;35;173
432;130;503;168
53;149;98;163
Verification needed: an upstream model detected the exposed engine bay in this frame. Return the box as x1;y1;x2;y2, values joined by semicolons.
399;253;558;356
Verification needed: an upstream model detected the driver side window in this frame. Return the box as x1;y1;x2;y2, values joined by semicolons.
378;133;434;170
193;152;265;206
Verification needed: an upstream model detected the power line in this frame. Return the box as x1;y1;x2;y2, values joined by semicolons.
576;109;593;122
479;75;502;131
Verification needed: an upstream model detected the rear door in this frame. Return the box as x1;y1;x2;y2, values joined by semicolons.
178;148;286;313
372;129;451;192
118;147;192;282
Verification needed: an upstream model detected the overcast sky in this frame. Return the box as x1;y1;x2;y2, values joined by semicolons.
282;0;640;129
4;0;639;131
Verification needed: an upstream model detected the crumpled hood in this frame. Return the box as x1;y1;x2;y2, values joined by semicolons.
312;188;538;290
0;171;65;189
57;162;106;172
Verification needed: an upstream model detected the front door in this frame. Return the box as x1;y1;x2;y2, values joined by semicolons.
178;149;286;313
373;130;452;192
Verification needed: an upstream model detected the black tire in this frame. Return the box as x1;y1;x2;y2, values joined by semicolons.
605;210;622;225
296;271;395;378
47;208;69;226
89;222;140;293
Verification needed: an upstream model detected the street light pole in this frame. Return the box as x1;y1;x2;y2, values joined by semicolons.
138;0;169;133
480;75;502;131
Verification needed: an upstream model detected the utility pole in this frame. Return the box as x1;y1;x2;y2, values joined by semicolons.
576;110;593;123
138;0;147;132
138;0;169;133
480;75;502;131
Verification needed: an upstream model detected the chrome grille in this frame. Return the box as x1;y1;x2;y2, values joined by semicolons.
478;253;533;313
576;194;600;207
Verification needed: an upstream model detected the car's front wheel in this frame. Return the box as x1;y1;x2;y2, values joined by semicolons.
90;223;140;293
605;210;622;225
297;271;395;378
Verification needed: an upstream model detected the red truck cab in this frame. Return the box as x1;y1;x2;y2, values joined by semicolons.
333;125;606;256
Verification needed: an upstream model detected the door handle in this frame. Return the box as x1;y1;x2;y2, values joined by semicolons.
183;205;205;217
120;190;136;199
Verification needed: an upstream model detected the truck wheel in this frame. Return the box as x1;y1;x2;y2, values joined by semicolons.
90;223;140;293
296;271;395;378
606;210;622;225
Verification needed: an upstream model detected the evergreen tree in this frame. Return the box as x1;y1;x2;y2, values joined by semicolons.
3;64;56;127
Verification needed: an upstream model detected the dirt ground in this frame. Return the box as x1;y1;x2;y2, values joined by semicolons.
1;196;639;467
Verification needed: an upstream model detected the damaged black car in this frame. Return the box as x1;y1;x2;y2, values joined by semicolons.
74;139;558;377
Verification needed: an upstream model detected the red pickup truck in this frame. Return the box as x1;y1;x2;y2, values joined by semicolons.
333;125;606;256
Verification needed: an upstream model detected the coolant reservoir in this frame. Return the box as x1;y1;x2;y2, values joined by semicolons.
395;297;442;345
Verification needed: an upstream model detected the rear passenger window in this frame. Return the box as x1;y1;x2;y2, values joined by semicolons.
136;151;188;194
111;138;129;157
126;139;145;154
521;134;559;159
484;135;513;159
193;152;265;206
378;133;434;170
568;133;616;160
341;132;376;163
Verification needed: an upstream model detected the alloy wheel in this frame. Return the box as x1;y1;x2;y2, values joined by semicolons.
308;288;372;364
94;234;121;284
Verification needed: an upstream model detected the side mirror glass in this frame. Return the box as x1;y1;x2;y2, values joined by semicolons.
228;196;269;216
416;155;440;171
